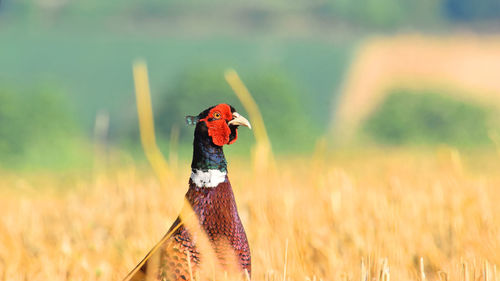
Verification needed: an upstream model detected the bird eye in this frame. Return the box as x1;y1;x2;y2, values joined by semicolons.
213;112;221;119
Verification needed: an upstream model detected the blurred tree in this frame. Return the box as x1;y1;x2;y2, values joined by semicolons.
311;0;441;27
155;66;316;152
443;0;500;21
0;89;26;154
362;90;496;147
1;0;446;29
0;85;84;168
243;69;315;150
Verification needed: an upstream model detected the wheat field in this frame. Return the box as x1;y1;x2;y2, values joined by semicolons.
1;147;499;281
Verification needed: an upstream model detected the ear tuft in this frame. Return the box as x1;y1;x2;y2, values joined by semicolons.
185;116;199;126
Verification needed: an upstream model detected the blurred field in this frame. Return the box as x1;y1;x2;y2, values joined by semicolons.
1;149;499;281
334;34;500;139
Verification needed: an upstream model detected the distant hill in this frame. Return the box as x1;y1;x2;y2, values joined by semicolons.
334;34;500;141
0;0;466;30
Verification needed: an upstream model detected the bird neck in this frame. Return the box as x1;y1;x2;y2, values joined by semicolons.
191;134;227;173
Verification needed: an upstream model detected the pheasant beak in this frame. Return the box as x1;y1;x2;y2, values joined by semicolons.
228;112;252;129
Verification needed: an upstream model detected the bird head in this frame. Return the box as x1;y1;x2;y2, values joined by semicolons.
186;104;251;146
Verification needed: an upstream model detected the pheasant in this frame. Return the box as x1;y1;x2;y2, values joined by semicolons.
125;104;252;281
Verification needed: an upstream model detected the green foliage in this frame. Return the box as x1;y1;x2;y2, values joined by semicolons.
4;0;500;29
444;0;500;22
0;26;350;137
314;0;442;27
362;90;496;147
155;65;317;152
0;85;89;169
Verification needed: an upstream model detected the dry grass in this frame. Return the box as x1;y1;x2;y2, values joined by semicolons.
0;148;499;281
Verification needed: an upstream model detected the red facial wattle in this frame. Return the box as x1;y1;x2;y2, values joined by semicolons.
207;120;231;146
199;104;234;146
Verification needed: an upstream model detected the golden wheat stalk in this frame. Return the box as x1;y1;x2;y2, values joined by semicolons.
121;218;185;281
420;257;426;281
224;69;275;174
122;60;179;281
133;60;173;184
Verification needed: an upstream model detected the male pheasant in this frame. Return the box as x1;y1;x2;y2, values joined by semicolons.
125;104;252;281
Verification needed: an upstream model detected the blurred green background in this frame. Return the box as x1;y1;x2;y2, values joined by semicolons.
1;0;500;170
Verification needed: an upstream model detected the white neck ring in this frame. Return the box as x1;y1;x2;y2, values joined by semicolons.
190;169;227;188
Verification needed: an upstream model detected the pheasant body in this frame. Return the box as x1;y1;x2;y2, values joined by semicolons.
128;104;252;281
